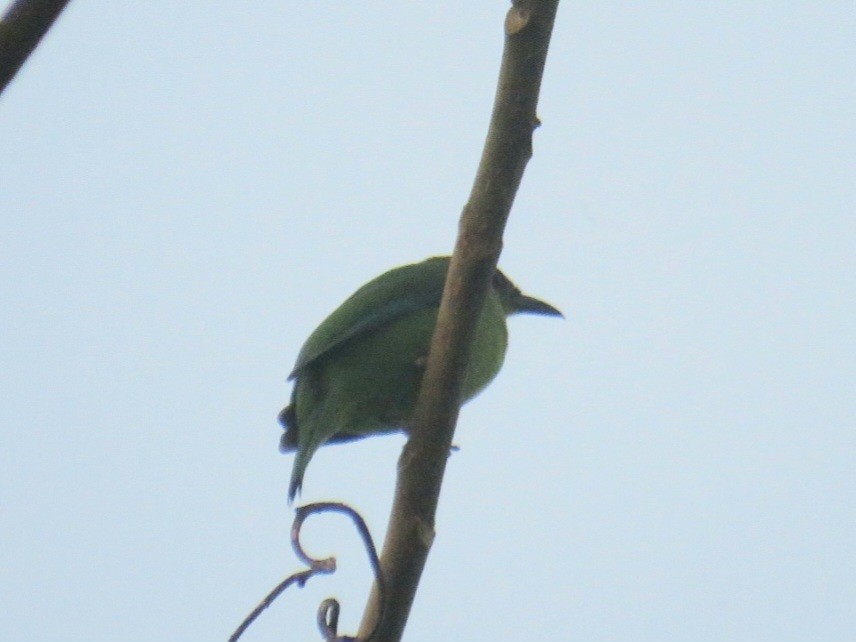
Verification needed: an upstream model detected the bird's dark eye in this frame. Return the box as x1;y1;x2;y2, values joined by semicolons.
492;269;519;298
492;269;511;290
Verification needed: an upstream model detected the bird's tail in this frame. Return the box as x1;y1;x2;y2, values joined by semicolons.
278;404;298;452
279;403;307;502
288;441;319;503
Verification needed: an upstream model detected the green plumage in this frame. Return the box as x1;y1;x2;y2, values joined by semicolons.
279;256;561;501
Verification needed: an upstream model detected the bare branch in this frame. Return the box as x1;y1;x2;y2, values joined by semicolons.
357;2;560;640
0;0;70;95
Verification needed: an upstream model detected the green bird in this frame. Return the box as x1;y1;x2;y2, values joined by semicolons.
279;256;562;501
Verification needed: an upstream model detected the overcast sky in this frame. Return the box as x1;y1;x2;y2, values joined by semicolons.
1;2;853;641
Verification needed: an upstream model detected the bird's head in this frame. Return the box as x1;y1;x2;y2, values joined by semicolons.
493;268;563;318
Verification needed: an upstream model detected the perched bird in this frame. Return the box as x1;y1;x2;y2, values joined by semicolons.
279;256;562;501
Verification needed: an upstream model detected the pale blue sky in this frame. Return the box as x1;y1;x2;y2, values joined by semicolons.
1;2;853;641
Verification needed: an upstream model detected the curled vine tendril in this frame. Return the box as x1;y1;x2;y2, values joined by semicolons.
229;502;385;642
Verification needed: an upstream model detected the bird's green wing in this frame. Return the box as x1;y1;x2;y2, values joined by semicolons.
288;256;450;379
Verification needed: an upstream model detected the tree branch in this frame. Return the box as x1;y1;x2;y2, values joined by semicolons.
357;2;560;640
0;0;71;96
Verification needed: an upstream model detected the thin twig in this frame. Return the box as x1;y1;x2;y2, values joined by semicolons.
230;502;384;642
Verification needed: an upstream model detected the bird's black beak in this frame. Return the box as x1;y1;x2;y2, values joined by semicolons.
514;294;564;318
